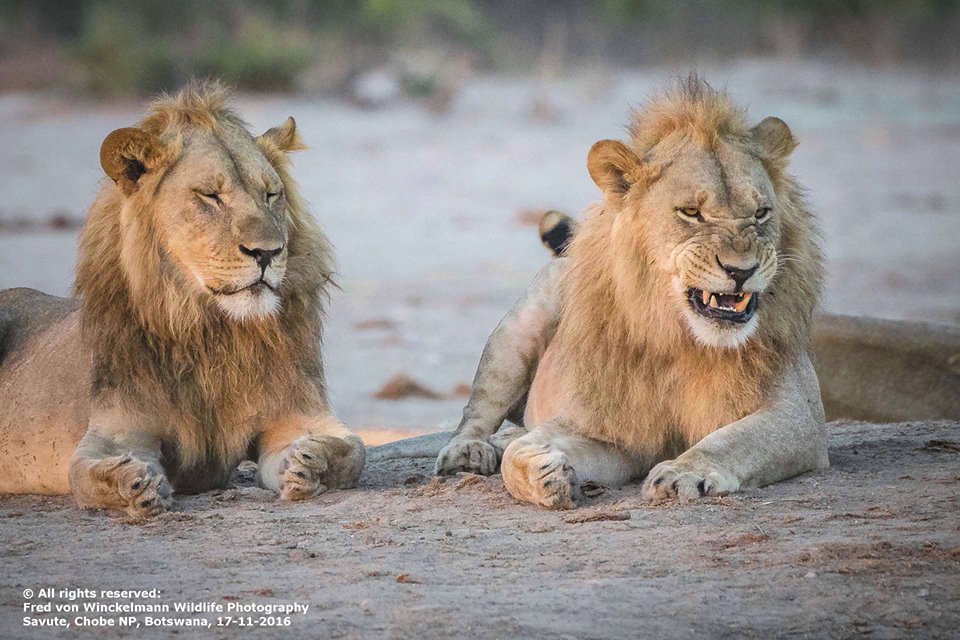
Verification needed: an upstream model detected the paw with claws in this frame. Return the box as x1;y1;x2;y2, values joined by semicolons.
278;434;365;501
86;455;173;518
641;455;739;503
435;426;527;476
435;438;499;476
502;440;580;510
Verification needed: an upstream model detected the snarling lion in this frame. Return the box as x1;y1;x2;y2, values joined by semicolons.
435;77;960;509
0;81;364;517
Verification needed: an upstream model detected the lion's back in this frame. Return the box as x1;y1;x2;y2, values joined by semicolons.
0;288;79;363
0;288;89;494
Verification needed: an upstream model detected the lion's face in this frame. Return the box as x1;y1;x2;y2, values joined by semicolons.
153;127;289;320
587;117;795;349
99;119;300;321
641;142;781;348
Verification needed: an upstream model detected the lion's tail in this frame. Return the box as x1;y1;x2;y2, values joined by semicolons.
366;431;453;461
538;211;577;257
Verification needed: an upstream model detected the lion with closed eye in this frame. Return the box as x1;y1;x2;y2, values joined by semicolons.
0;80;364;517
435;76;960;509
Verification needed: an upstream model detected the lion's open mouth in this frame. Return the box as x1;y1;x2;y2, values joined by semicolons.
687;288;758;323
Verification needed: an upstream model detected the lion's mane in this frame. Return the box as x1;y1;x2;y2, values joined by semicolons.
74;81;334;477
553;77;824;455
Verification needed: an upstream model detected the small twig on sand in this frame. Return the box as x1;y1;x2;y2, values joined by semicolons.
563;509;631;524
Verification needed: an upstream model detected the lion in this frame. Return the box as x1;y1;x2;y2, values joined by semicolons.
434;76;960;509
0;80;364;517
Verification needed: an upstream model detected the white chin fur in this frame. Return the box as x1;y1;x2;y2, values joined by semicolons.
682;310;759;349
214;289;281;321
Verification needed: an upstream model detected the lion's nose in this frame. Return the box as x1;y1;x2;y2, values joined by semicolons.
239;244;284;271
718;258;758;291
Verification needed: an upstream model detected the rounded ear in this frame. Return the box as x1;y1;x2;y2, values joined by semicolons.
99;127;166;195
257;116;304;153
751;117;796;161
587;140;643;199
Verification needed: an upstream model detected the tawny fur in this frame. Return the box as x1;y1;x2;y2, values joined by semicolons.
547;77;823;455
436;77;957;509
74;81;334;476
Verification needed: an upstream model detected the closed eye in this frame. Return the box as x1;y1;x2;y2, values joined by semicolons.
756;206;772;222
194;190;222;205
266;191;282;204
676;207;703;222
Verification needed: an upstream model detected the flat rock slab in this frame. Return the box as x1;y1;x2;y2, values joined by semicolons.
2;420;959;638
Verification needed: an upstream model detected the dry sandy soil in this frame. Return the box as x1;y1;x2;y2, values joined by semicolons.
1;61;959;637
1;420;958;638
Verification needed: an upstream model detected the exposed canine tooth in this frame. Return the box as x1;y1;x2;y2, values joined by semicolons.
708;294;719;309
702;290;710;305
733;293;753;313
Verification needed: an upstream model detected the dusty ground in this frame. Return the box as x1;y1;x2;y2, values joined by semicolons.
0;420;958;638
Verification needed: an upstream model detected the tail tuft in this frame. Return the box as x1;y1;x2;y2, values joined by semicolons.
538;210;576;257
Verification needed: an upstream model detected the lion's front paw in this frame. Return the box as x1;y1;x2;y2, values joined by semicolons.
90;455;173;518
279;434;364;501
502;442;580;510
641;457;739;503
435;438;499;476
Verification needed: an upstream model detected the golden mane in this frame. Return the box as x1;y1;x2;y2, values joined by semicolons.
74;81;334;474
141;79;244;135
627;75;750;154
553;77;823;455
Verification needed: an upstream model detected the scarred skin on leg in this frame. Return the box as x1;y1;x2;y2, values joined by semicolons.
434;258;656;502
435;260;565;476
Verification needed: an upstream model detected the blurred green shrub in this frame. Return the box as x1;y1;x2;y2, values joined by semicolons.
72;4;181;96
0;0;958;96
360;0;491;47
196;14;315;92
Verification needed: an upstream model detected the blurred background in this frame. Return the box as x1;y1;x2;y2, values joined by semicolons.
1;0;959;443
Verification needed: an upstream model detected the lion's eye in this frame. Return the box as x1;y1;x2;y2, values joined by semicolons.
676;207;702;222
195;190;222;204
756;206;772;222
266;191;282;204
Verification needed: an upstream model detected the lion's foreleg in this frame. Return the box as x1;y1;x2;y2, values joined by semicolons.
436;260;566;476
501;421;647;510
256;414;365;501
68;421;172;518
642;353;828;502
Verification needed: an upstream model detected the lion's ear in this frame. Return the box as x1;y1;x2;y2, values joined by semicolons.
257;116;305;153
587;140;644;200
99;127;168;195
751;117;796;162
